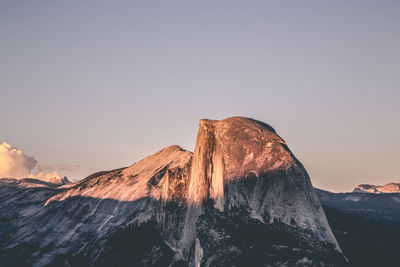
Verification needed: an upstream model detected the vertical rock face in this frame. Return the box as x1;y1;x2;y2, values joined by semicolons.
0;117;343;267
185;117;341;255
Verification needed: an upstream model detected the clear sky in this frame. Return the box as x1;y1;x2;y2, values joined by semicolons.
1;1;399;192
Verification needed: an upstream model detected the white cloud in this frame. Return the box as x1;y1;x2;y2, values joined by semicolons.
0;142;62;182
0;142;38;178
28;171;62;183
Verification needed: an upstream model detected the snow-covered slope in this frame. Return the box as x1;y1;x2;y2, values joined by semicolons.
0;117;344;266
353;183;400;193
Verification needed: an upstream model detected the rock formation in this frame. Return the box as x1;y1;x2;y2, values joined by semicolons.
0;117;344;266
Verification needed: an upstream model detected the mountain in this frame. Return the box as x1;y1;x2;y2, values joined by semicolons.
316;188;400;266
353;183;400;193
0;176;71;188
0;117;344;266
0;177;61;188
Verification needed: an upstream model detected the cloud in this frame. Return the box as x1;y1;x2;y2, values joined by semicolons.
0;142;38;178
28;171;61;183
37;164;81;173
36;164;54;172
0;142;62;182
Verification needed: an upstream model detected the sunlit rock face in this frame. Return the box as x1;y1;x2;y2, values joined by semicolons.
353;183;400;193
184;117;341;263
46;145;192;204
189;118;337;235
0;117;344;267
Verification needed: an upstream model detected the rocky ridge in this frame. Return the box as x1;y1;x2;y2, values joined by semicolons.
353;183;400;193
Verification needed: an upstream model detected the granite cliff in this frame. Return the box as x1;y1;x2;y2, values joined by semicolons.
0;117;343;266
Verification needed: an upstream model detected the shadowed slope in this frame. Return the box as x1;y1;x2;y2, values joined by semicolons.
316;188;400;266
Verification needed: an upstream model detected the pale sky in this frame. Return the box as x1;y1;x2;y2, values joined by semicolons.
1;1;399;192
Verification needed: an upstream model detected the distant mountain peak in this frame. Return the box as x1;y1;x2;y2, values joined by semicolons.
0;176;71;188
353;183;400;193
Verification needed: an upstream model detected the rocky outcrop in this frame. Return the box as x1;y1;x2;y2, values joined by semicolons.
353;183;400;193
0;117;344;266
182;117;341;263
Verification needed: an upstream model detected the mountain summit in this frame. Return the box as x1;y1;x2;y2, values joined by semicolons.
0;117;343;266
184;118;341;258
